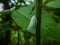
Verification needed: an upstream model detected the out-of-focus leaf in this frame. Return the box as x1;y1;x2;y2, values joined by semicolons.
42;0;54;5
41;10;57;45
41;10;57;28
42;0;46;4
46;0;60;8
11;3;35;32
10;30;18;45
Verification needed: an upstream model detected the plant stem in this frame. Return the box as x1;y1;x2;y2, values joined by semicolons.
36;0;42;45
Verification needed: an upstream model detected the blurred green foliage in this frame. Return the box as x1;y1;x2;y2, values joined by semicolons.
0;0;60;45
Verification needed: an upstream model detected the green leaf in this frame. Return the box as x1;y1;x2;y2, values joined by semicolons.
46;0;60;8
41;10;57;28
41;10;57;44
42;0;46;4
10;30;18;45
11;4;35;31
42;0;54;5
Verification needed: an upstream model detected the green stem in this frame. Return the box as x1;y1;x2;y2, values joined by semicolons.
36;0;42;45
